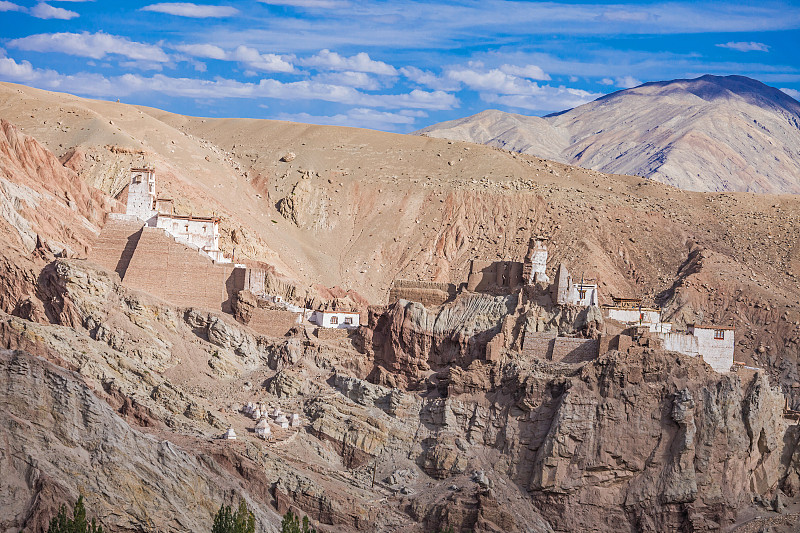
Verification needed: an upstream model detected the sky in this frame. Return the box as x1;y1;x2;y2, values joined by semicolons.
0;1;799;132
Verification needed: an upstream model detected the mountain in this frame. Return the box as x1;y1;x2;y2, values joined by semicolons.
417;75;800;193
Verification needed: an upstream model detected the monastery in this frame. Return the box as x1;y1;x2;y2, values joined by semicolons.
89;167;734;374
88;167;357;337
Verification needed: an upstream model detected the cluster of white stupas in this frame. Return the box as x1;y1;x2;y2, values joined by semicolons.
241;402;301;440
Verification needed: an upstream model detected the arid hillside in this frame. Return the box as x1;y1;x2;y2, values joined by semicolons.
417;75;800;194
2;82;800;532
2;81;800;373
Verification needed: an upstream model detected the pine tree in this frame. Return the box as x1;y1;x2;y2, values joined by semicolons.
212;499;255;533
47;496;104;533
280;510;316;533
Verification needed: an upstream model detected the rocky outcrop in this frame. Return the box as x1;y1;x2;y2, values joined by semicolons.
0;349;281;532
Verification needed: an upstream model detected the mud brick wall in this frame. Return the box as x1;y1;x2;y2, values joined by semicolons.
122;227;243;312
87;217;144;279
388;280;457;307
467;260;524;293
522;331;556;359
551;337;599;363
246;308;299;337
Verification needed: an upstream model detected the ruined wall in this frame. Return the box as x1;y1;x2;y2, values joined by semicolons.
522;331;556;359
466;260;523;293
551;337;599;363
522;330;598;363
87;215;144;279
122;227;243;312
388;280;457;307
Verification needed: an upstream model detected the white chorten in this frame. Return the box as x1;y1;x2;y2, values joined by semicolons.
275;414;290;429
290;413;301;427
255;418;271;438
223;427;237;440
253;408;261;420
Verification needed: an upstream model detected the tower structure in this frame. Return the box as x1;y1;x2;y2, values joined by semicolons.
523;237;550;284
126;166;156;222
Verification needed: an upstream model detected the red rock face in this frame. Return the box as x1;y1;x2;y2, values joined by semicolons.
0;119;119;256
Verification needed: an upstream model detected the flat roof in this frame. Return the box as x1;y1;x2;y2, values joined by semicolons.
689;324;735;330
603;305;661;312
317;310;360;315
158;213;220;223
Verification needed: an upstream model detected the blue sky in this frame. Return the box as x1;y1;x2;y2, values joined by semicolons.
0;0;799;132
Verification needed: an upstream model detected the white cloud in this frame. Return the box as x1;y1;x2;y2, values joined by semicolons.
9;32;169;62
447;67;545;95
615;75;641;88
483;86;602;112
258;0;347;7
141;3;239;18
0;55;455;110
30;2;78;19
499;64;550;81
399;66;458;91
276;108;420;131
716;41;770;52
569;75;579;82
175;44;227;60
175;43;293;72
0;1;24;12
313;71;381;90
598;76;640;88
780;88;800;101
300;49;396;75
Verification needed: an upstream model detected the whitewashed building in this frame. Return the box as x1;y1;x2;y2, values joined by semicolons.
311;310;360;329
125;167;229;263
657;324;734;373
552;264;599;307
603;297;672;333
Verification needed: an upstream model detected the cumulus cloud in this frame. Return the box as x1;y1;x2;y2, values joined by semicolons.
780;88;800;101
599;76;639;88
30;2;78;19
499;64;550;81
0;1;24;12
716;41;770;52
447;67;545;95
615;75;641;88
399;66;458;91
258;0;348;7
276;108;420;131
0;55;455;110
483;86;602;112
141;3;239;18
9;32;169;62
175;43;293;72
300;49;396;75
312;71;381;90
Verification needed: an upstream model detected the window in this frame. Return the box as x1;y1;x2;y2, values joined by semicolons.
330;316;338;325
714;329;725;340
578;290;586;299
344;317;353;325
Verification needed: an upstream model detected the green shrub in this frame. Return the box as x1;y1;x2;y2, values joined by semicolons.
47;495;104;533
